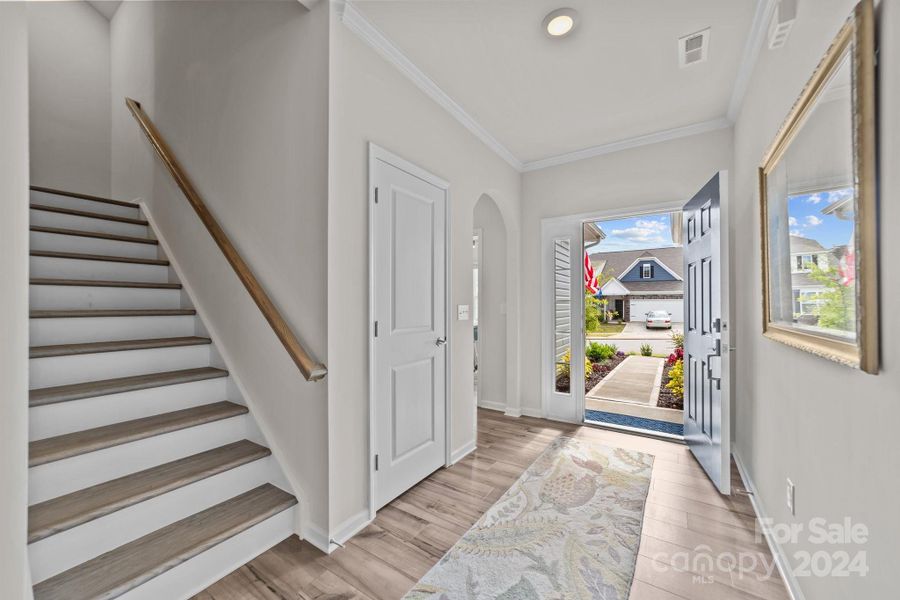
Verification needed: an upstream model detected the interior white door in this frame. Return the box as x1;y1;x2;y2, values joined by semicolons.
683;172;731;494
372;152;447;510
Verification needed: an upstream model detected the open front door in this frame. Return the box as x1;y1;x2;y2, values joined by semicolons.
683;172;731;494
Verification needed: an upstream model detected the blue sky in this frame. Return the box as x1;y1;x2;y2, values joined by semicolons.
587;213;674;253
787;189;854;248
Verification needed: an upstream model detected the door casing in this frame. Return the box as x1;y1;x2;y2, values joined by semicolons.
540;200;685;424
368;143;451;520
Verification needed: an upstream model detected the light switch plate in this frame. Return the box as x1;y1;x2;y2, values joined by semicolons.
457;304;470;320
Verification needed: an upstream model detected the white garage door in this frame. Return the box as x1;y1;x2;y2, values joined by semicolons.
630;298;684;322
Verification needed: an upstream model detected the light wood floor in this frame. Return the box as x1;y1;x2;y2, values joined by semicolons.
195;409;789;600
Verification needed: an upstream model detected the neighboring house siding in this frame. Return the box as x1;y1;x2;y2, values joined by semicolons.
620;260;678;282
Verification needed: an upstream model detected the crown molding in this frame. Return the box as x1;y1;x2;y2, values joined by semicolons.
340;1;742;174
520;117;733;172
341;1;524;171
727;0;779;121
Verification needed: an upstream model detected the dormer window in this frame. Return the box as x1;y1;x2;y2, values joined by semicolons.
642;264;653;279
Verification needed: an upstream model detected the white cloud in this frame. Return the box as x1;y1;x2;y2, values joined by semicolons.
633;219;667;232
790;229;804;237
805;194;824;204
804;215;823;227
608;226;666;245
788;216;798;226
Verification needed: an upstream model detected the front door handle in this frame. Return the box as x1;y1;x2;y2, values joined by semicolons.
435;337;447;347
706;338;721;389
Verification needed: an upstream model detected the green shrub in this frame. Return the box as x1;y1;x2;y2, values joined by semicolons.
666;359;684;398
640;343;653;356
585;294;602;332
556;350;592;381
670;331;684;350
586;342;618;362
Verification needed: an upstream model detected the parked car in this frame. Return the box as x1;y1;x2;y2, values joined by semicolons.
645;310;672;329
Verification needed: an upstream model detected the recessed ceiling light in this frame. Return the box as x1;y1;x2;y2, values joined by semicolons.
543;8;578;38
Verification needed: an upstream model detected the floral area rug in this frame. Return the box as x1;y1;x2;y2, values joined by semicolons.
403;436;654;600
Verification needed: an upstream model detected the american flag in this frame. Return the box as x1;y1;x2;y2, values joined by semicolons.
838;229;855;287
584;251;599;295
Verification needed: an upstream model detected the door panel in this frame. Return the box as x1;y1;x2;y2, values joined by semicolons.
683;172;731;494
373;155;447;510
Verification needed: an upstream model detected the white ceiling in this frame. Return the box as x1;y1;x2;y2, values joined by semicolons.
351;0;758;166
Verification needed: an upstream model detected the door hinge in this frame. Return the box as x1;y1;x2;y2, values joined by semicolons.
374;321;378;337
374;454;379;471
374;187;379;204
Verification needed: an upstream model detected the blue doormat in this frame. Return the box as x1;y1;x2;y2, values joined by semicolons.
585;409;684;436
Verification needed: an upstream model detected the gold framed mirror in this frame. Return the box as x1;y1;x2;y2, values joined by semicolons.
759;0;878;373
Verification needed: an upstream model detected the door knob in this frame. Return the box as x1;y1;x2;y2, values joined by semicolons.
435;337;447;346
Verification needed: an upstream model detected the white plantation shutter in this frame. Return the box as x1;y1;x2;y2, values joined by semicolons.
554;240;571;363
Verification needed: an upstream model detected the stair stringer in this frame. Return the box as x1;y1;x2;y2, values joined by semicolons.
137;200;310;544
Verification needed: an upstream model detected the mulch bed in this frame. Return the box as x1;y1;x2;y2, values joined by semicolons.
657;362;684;410
556;353;627;394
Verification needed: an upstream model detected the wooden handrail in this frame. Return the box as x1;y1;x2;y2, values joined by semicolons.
125;98;327;382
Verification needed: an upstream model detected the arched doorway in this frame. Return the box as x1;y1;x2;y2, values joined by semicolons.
473;194;508;411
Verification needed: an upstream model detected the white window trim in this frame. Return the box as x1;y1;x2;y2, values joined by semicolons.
642;264;652;279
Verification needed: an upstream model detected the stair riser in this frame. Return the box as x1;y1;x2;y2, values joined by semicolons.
30;284;185;310
29;457;280;584
30;315;198;346
31;190;141;220
30;209;148;239
31;231;159;260
118;506;294;600
30;345;212;389
29;415;256;505
30;378;229;441
30;256;171;283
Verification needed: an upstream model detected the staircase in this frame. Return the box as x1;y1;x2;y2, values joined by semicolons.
27;187;298;600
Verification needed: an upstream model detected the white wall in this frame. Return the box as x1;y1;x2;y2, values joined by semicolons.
28;1;111;196
731;2;900;597
327;10;522;534
519;128;734;414
0;4;33;598
473;194;508;412
110;0;332;539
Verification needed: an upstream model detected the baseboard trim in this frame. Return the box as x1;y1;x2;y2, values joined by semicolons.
520;407;544;418
732;449;805;600
332;509;372;547
449;440;477;465
477;400;506;412
303;521;331;554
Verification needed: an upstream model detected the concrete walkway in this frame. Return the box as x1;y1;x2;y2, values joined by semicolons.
586;355;682;423
587;355;664;403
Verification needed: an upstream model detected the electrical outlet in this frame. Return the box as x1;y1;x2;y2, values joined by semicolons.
786;478;795;516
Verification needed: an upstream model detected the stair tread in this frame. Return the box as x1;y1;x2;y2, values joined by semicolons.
30;367;229;407
31;185;140;209
28;440;270;543
31;337;212;358
31;308;196;319
30;278;181;289
30;250;169;266
32;484;295;600
31;203;149;226
31;225;158;245
29;401;246;467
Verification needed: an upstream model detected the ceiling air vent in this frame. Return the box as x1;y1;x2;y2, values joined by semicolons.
678;28;710;68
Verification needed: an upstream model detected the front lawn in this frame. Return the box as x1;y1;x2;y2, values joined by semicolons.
586;322;626;337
